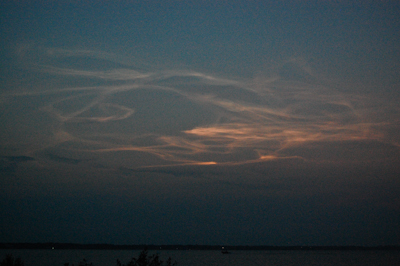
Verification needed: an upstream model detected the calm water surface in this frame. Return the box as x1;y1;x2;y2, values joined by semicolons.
1;249;399;266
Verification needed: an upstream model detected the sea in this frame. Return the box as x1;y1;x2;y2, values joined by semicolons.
1;249;399;266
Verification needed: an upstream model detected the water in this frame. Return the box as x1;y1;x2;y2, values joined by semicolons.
1;249;399;266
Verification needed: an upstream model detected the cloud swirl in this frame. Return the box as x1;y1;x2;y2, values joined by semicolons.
2;47;399;169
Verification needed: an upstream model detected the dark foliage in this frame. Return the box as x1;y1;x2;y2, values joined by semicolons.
63;258;93;266
78;259;93;266
2;250;176;266
117;249;176;266
0;254;24;266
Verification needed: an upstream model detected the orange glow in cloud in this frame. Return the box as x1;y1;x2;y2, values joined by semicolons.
259;155;278;161
4;47;399;168
196;161;218;165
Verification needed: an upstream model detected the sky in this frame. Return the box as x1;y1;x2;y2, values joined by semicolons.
1;1;400;246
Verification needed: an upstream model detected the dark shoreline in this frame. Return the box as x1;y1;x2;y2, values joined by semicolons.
1;243;399;251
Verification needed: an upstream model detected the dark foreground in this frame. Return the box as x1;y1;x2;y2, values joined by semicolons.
2;248;400;266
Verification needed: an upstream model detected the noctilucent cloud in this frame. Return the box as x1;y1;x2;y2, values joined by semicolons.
1;1;400;246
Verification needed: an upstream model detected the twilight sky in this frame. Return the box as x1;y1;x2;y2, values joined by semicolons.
1;1;400;246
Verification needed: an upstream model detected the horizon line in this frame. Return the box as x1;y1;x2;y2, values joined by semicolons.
1;243;399;251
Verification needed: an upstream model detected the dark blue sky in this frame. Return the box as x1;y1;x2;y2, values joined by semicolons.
1;1;400;246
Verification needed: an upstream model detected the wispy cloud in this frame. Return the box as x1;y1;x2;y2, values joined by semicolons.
3;47;399;168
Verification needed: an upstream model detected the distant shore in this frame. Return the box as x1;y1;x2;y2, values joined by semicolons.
1;243;399;251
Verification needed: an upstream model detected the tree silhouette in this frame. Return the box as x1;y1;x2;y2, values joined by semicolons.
117;249;176;266
0;254;24;266
1;250;177;266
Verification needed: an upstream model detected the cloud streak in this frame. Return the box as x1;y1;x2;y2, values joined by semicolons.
3;47;399;169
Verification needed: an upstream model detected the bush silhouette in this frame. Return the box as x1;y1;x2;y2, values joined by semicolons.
0;254;24;266
78;258;93;266
116;249;176;266
2;249;176;266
